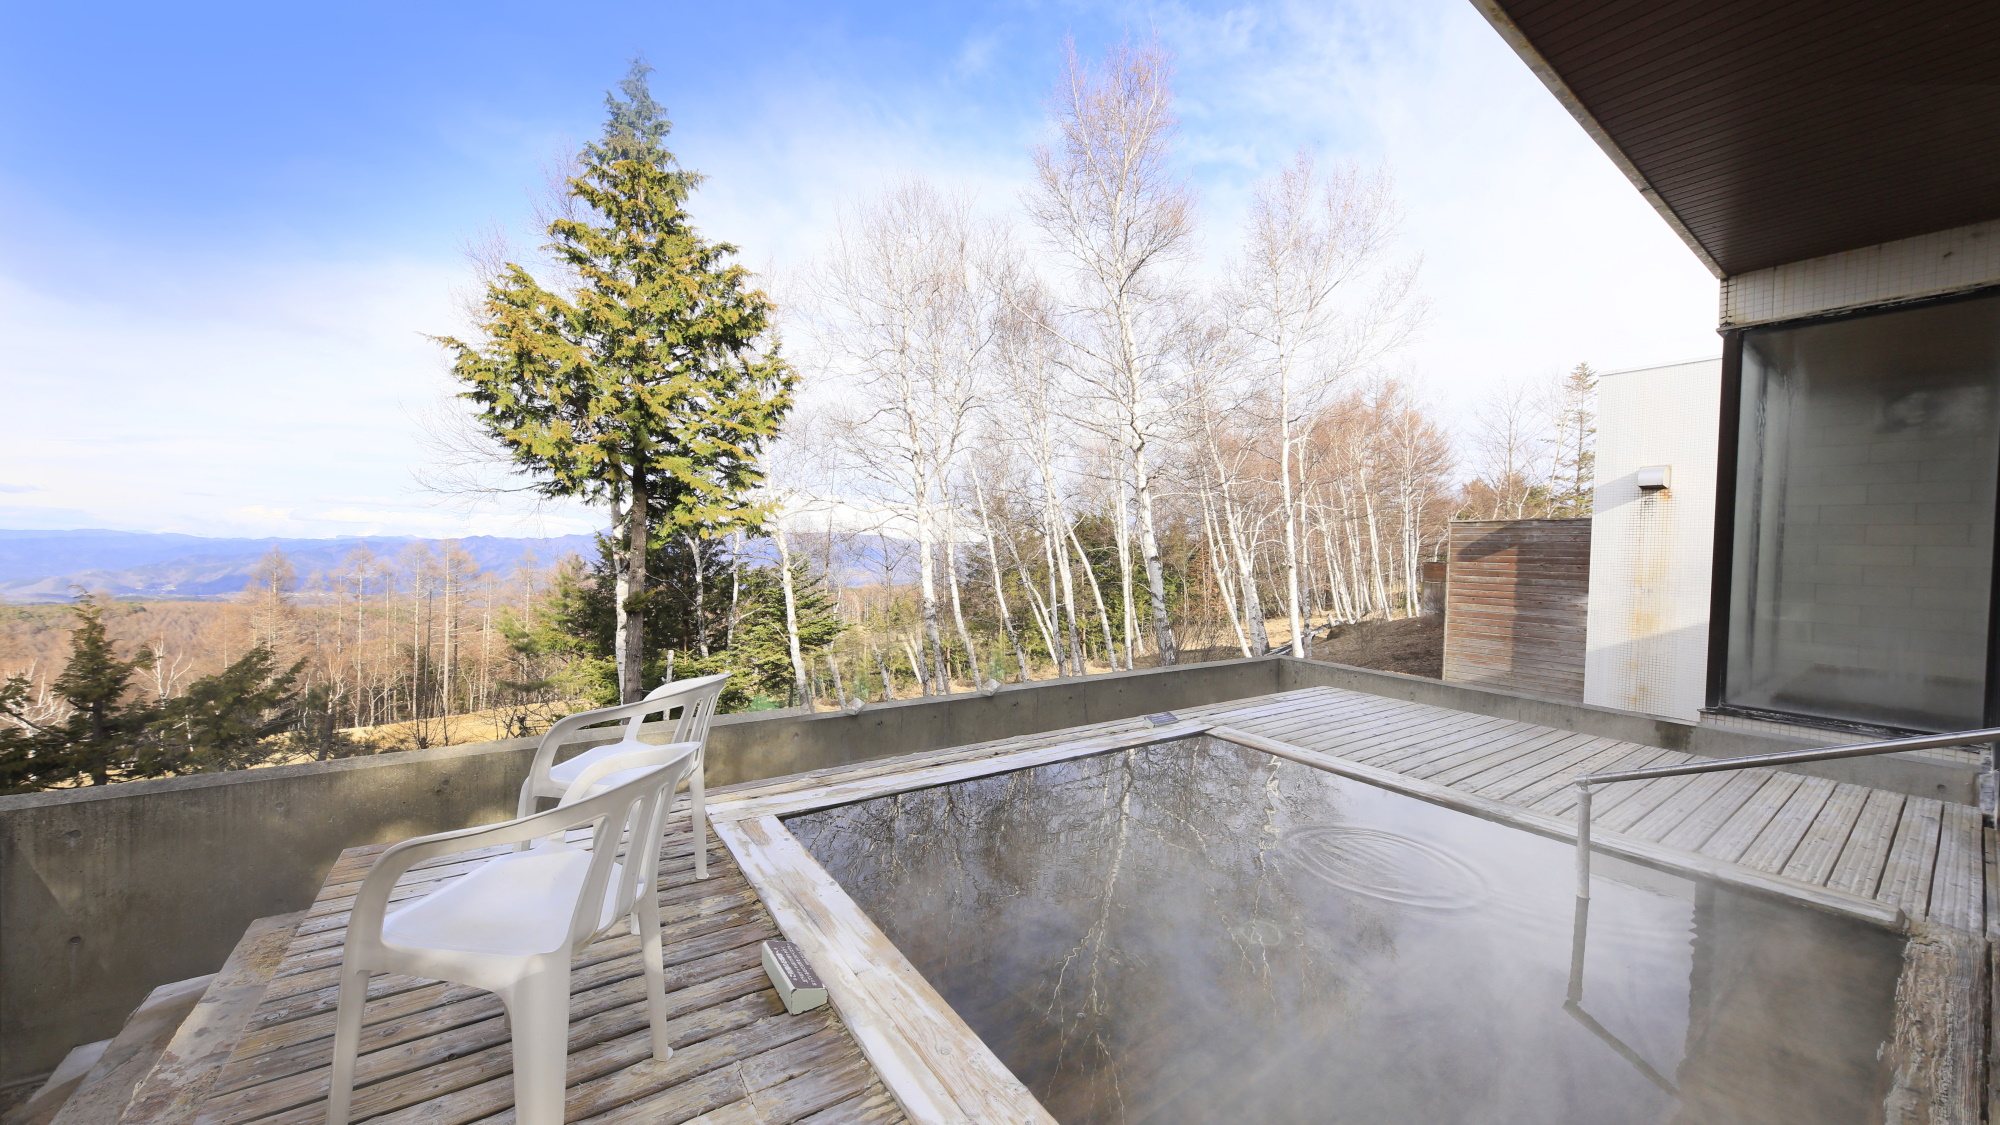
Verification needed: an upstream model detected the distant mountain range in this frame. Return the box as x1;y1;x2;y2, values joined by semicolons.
0;529;601;604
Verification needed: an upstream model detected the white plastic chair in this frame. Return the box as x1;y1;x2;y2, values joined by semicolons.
519;673;730;878
326;742;698;1125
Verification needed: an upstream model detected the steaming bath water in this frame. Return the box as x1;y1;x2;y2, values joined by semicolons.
785;736;1902;1125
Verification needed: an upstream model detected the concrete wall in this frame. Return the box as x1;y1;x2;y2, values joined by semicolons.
1584;359;1723;722
0;657;1280;1081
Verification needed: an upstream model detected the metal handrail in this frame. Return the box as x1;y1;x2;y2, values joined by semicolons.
1572;725;2000;899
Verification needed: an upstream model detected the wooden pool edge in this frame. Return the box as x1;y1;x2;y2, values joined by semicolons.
711;815;1056;1125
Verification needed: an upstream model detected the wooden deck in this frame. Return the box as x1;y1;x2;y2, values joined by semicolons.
188;683;1984;1125
191;816;904;1125
1183;686;1986;931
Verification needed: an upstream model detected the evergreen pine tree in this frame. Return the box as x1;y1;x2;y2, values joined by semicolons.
731;559;842;706
439;60;797;703
143;647;304;775
48;593;157;785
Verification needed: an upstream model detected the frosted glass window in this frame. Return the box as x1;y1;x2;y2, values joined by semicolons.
1726;292;2000;732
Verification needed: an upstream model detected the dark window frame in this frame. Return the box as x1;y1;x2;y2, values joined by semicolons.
1702;283;2000;737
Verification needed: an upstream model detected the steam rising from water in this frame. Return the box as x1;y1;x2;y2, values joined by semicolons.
787;735;1901;1125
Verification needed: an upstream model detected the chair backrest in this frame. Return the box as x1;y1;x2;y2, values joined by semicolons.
349;742;698;956
553;743;700;947
643;672;730;749
523;672;725;791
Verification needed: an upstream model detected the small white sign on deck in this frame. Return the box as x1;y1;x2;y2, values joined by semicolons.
761;939;829;1014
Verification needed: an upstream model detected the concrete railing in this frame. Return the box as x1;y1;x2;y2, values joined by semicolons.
3;651;1977;1081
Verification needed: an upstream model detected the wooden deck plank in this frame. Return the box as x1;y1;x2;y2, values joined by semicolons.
1482;739;1647;804
1342;717;1529;776
1627;770;1760;848
1277;707;1466;758
1221;693;1398;742
216;924;774;1097
1358;719;1546;778
1695;772;1804;863
337;996;815;1125
1373;717;1556;774
1273;707;1496;768
1191;696;1361;743
1538;750;1701;822
1520;747;1681;814
1194;691;1354;733
250;880;760;1044
791;1088;908;1125
732;1029;881;1118
1410;728;1585;787
1648;764;1776;844
1281;705;1476;761
1825;790;1909;899
1877;798;1944;923
268;854;739;1006
574;1024;861;1125
1593;773;1706;834
1358;715;1538;770
1779;783;1872;885
1735;775;1838;873
1229;702;1426;755
1504;743;1661;809
1928;803;1984;933
1451;735;1619;798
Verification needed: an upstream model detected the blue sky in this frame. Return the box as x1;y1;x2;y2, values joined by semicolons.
0;0;1718;538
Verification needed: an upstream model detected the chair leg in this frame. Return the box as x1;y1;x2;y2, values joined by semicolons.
634;899;674;1061
325;966;370;1125
502;966;573;1125
691;765;708;880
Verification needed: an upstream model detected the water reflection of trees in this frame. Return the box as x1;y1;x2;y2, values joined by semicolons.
788;737;1391;1122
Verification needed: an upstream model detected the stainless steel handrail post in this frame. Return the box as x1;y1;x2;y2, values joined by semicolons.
1567;723;2000;903
1574;781;1593;900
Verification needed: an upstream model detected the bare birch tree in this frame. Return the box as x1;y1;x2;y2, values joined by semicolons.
1469;378;1556;519
813;181;996;693
1229;153;1421;656
1024;41;1194;665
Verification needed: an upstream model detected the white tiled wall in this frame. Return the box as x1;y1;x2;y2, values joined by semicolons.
1697;708;1869;746
1584;359;1722;721
1721;220;2000;328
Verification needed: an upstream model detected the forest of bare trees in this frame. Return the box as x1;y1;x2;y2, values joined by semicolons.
786;42;1445;684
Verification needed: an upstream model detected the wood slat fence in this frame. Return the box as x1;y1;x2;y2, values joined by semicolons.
1443;518;1591;701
